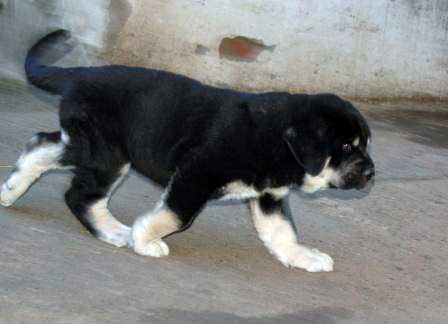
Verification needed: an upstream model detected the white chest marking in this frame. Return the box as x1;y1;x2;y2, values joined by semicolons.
219;181;289;201
220;181;259;200
301;157;340;194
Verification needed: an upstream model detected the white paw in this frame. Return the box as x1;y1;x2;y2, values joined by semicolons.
97;225;131;248
133;239;170;257
131;213;173;257
282;246;334;272
0;180;18;207
0;171;37;207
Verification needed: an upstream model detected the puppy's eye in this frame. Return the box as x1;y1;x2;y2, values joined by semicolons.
342;143;352;153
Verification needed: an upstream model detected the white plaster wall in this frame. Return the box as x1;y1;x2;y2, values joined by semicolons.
1;0;447;98
111;0;448;98
0;0;108;80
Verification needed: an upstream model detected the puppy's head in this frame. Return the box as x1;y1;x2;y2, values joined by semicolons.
283;94;374;193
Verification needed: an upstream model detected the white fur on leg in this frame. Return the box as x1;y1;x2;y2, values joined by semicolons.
89;163;131;247
132;202;180;257
249;199;334;272
0;142;65;207
89;198;131;247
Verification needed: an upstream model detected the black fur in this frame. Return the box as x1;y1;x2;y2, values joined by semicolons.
258;193;298;235
64;167;124;236
25;131;61;152
22;30;374;239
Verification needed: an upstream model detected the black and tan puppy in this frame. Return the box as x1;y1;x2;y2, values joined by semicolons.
1;30;374;272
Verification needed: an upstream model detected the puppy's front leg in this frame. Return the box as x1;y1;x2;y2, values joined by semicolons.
131;202;179;257
249;194;334;272
132;165;216;257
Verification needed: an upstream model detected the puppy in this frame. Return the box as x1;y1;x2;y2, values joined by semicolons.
1;30;374;272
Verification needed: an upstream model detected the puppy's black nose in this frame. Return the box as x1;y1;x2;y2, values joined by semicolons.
364;168;375;181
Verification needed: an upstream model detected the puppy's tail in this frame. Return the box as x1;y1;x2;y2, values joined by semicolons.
24;29;75;95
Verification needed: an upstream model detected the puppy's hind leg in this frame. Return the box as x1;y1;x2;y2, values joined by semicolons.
1;131;68;207
65;164;132;247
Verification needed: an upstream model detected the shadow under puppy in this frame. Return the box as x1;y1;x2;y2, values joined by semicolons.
0;30;375;272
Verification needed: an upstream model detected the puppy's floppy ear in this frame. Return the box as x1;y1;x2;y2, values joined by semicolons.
283;127;329;176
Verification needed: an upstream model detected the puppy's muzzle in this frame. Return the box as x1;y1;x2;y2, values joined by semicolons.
338;160;375;191
364;168;375;181
355;163;375;190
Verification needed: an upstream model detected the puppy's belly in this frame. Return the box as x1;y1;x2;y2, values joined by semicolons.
214;181;260;201
131;161;173;188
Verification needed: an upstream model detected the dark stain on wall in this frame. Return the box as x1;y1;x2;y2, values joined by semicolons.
102;0;132;59
219;36;275;62
195;44;210;55
405;0;448;27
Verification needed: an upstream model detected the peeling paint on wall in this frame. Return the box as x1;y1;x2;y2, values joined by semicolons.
218;36;275;62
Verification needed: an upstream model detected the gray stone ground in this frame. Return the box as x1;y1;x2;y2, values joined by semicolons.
0;81;447;323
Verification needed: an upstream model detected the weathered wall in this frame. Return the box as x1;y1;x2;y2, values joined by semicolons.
111;0;448;98
1;0;447;99
0;0;112;80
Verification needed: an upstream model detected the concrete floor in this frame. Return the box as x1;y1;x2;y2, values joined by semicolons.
0;82;447;323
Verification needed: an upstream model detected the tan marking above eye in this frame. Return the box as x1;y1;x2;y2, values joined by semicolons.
352;137;360;147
